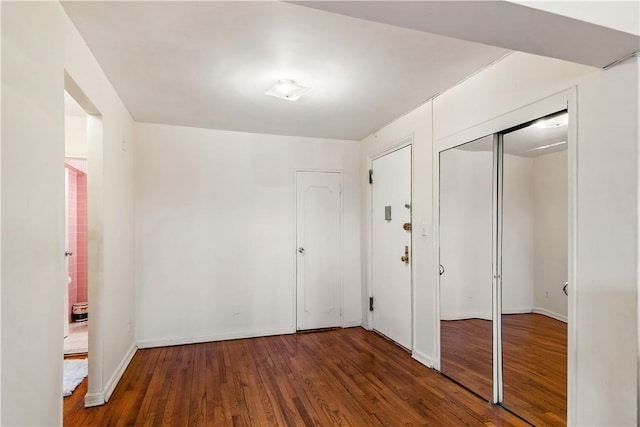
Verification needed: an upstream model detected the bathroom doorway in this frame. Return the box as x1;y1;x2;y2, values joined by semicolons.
64;91;89;356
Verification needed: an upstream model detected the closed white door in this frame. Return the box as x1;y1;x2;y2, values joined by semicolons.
296;171;342;331
371;146;412;349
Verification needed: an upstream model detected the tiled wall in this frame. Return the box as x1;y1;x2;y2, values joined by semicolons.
66;159;87;321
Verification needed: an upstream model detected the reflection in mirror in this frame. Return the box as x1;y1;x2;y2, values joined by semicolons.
501;111;568;425
439;134;494;401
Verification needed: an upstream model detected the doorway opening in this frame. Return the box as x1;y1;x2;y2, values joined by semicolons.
64;158;88;355
62;72;104;410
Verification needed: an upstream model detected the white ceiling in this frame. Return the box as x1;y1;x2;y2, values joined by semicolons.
61;1;509;140
295;1;640;68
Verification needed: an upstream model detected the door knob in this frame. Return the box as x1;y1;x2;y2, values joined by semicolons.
563;282;568;296
65;251;73;257
298;247;305;254
439;264;445;276
401;246;409;264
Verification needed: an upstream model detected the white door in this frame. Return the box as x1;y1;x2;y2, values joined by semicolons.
371;146;412;349
296;171;342;330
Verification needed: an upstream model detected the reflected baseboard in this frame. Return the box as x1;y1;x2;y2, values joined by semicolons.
532;307;567;323
441;307;566;323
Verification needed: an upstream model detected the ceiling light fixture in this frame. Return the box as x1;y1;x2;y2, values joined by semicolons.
526;141;567;153
534;112;568;129
265;79;311;101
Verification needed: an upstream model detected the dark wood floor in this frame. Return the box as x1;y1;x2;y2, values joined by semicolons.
440;314;567;426
65;327;527;426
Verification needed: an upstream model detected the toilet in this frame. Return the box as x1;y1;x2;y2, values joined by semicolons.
72;302;88;322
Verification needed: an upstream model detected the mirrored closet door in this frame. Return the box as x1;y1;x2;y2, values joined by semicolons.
501;112;568;425
439;135;495;401
439;111;569;425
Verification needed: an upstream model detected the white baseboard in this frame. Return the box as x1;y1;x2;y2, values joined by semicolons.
532;306;568;323
104;342;137;402
137;327;296;349
412;350;433;368
342;320;362;328
84;392;105;408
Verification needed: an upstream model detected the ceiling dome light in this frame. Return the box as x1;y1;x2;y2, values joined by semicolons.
265;79;311;101
534;112;568;129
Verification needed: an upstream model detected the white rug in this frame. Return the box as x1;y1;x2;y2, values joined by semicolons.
63;359;88;397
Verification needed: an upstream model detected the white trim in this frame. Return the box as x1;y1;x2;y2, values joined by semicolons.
136;327;296;349
411;350;433;368
104;343;137;402
84;392;105;408
567;88;578;427
432;103;441;370
436;90;572;152
532;307;568;323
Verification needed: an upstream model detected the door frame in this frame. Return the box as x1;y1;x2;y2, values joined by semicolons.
366;136;414;350
433;89;577;420
293;169;344;331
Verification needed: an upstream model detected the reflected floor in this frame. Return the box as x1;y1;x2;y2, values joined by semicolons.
441;313;567;426
440;317;493;401
502;313;567;426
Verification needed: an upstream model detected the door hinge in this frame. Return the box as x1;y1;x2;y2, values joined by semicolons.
369;169;373;184
369;296;374;311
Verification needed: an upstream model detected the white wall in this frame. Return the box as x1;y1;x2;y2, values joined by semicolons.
574;56;638;426
65;115;88;158
134;123;361;347
1;3;66;424
360;102;434;365
532;150;568;319
1;2;137;423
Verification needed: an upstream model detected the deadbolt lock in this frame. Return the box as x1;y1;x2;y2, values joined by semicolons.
400;245;409;264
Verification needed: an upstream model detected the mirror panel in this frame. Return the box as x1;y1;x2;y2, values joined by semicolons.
439;134;494;401
501;112;568;425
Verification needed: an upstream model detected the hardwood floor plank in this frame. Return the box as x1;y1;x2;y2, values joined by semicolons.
65;327;528;426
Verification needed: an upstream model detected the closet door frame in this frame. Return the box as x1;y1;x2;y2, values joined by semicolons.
434;89;577;419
